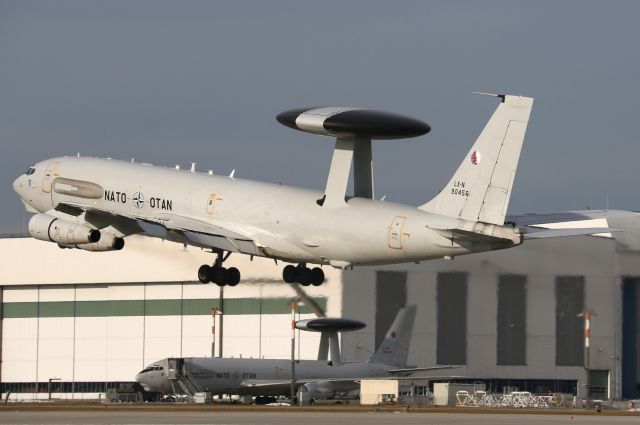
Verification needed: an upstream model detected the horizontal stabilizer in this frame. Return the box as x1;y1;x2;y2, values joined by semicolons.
428;223;522;245
521;227;617;239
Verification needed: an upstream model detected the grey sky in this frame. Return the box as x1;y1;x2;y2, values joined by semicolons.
1;0;639;232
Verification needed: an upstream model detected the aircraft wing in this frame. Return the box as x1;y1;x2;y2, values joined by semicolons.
240;377;367;389
54;203;145;236
143;212;264;255
54;202;264;256
241;373;465;389
386;365;460;376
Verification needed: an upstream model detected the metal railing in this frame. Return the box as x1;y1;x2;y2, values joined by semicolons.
167;362;204;401
456;390;552;408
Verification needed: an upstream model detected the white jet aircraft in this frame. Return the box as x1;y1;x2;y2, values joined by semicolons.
12;93;611;286
136;306;446;403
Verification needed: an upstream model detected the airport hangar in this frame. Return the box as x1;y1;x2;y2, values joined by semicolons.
1;216;640;401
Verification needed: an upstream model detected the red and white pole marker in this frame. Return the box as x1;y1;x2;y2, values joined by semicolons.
211;308;218;357
584;310;591;349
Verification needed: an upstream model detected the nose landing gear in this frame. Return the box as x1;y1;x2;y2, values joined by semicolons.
283;264;325;286
198;251;241;286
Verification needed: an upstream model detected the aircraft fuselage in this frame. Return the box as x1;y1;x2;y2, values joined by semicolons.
14;156;518;267
136;357;393;396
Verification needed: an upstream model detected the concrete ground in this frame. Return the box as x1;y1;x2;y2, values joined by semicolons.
0;411;638;425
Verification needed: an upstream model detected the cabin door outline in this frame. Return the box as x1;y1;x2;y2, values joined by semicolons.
388;216;407;249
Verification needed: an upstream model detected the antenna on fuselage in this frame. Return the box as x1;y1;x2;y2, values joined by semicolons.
295;318;366;364
276;107;430;208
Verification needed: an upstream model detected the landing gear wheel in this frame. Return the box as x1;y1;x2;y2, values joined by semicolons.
226;267;240;286
198;265;212;283
297;267;311;286
283;265;298;283
211;267;226;286
310;267;324;286
198;251;242;287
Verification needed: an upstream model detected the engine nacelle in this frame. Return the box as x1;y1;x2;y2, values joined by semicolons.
297;382;334;404
76;233;125;252
29;213;100;245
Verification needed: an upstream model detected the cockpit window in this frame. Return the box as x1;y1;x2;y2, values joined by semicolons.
139;365;164;374
25;167;36;176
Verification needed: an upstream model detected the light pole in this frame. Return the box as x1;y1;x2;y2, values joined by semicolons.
578;309;596;401
290;299;297;405
218;287;224;357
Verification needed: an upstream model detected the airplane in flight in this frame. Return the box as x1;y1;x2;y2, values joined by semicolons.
135;306;447;403
12;93;612;286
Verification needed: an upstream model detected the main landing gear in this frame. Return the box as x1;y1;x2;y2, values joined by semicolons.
198;251;240;286
282;264;325;286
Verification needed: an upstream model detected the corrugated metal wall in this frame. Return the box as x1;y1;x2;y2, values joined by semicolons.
1;283;325;385
341;236;640;398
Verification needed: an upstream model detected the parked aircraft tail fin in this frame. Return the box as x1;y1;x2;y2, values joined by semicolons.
369;305;417;367
419;94;533;225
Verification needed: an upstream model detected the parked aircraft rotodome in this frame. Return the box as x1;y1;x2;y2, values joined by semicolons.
12;93;612;286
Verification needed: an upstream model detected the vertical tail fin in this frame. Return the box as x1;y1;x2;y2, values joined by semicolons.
420;94;534;225
368;305;417;367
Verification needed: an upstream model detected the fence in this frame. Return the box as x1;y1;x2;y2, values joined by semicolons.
456;390;553;408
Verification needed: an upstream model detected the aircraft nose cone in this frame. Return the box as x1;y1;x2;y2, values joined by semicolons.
135;373;153;391
12;175;24;194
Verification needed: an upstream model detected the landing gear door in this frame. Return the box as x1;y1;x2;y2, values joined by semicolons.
42;161;60;193
388;216;406;249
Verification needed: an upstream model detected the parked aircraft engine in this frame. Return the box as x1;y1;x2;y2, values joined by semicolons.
297;382;334;404
28;213;100;245
76;232;124;251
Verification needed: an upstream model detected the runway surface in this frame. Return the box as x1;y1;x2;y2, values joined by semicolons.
0;411;636;425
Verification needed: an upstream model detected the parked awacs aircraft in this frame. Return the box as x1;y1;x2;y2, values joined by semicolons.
136;306;443;402
12;93;613;286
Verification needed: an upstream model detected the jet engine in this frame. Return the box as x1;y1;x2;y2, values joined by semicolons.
297;382;334;404
28;213;100;245
76;232;125;251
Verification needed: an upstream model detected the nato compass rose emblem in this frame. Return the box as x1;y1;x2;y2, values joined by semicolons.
470;150;481;165
132;192;145;209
